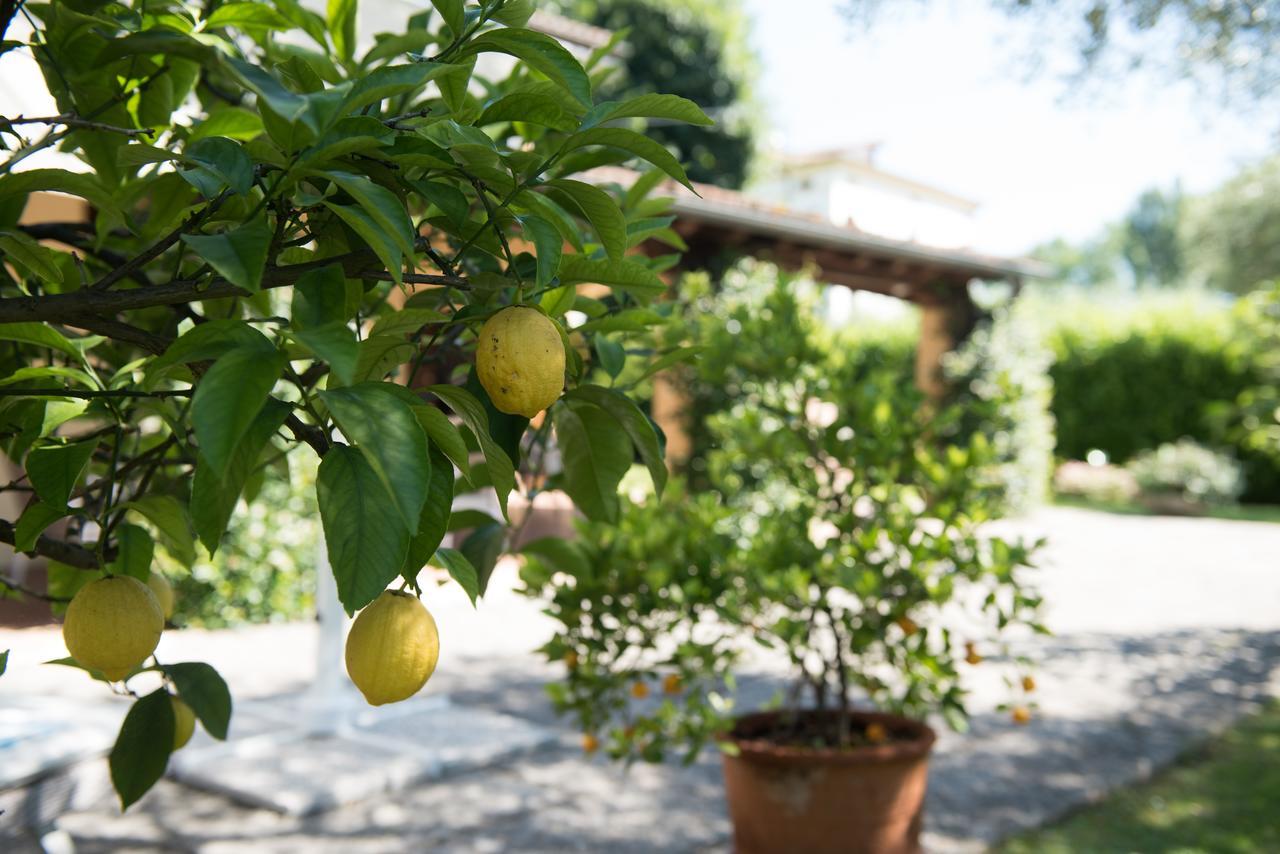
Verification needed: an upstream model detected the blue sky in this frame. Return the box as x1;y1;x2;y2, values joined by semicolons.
741;0;1276;256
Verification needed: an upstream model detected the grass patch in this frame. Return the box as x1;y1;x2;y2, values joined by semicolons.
1053;495;1280;525
1000;702;1280;853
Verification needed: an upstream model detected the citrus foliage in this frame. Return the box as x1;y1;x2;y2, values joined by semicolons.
0;0;703;807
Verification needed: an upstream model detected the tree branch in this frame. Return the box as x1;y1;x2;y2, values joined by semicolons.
0;387;192;399
0;519;105;570
1;113;155;138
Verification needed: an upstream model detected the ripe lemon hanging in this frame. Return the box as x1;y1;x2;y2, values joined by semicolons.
476;306;566;417
62;575;164;681
147;572;175;621
171;695;196;750
345;590;440;706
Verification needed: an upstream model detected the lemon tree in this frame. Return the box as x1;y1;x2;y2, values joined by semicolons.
0;0;701;808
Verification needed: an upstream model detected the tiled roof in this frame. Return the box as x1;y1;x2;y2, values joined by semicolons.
587;167;1045;281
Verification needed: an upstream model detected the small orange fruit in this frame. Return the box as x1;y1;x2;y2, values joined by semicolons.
662;674;682;695
964;643;982;666
895;616;918;636
631;681;650;700
1012;706;1032;725
582;733;599;754
563;650;579;669
865;722;889;744
1022;675;1036;693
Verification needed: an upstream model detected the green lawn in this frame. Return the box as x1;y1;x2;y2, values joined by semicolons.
999;702;1280;853
1054;495;1280;525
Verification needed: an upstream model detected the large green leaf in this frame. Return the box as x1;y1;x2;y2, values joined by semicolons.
290;263;350;329
566;384;668;496
458;522;504;596
462;28;591;107
403;445;453;582
429;0;464;36
553;402;633;523
0;231;64;284
555;254;666;297
414;404;472;483
292;323;358;385
432;547;479;605
190;106;265;142
180;217;273;292
478;92;575;131
429;385;516;519
319;384;431;535
149;319;274;380
226;58;317;133
109;689;175;810
546;181;626;261
14;502;67;553
582;94;714;129
181;137;254;197
519;215;563;289
191;398;291;553
317;445;411;614
0;323;87;361
207;2;293;31
192;346;285;476
565;128;693;191
108;523;155;581
0;169;121;216
368;307;449;339
123;495;196;569
161;662;232;740
322;172;416;258
350;334;415;383
342;63;457;114
324;201;403;284
327;0;357;61
26;440;96;510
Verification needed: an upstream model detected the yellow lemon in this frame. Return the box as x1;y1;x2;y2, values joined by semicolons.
62;575;164;681
476;306;566;417
345;590;440;706
147;572;175;621
171;696;196;750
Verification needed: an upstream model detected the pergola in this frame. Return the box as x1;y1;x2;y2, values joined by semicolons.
586;167;1046;465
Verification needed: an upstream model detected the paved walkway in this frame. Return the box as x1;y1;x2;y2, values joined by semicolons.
3;506;1279;852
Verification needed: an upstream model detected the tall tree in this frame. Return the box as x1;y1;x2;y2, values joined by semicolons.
1121;187;1184;286
1184;156;1280;294
550;0;758;188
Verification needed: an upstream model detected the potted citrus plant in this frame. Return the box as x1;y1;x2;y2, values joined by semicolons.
521;272;1045;853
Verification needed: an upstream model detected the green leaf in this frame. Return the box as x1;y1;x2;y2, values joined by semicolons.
190;107;264;142
161;662;232;740
565;128;693;191
368;307;449;339
181;137;254;197
26;440;96;510
415;405;472;483
319;384;431;535
191;398;291;553
327;0;358;61
582;94;714;129
317;445;411;614
547;180;626;261
0;366;96;389
412;180;471;228
350;334;415;383
323;172;416;259
324;201;403;284
0;169;121;216
181;217;273;292
463;29;591;107
14;502;67;553
0;231;63;283
521;536;591;579
566;384;668;496
430;385;516;520
227;58;317;133
519;215;563;289
290;263;350;329
207;2;293;31
0;322;86;360
109;689;175;810
150;319;274;376
556;254;666;297
0;649;7;677
403;445;453;581
459;523;504;596
343;63;457;115
192;346;285;476
109;523;155;582
540;284;577;318
553;402;633;523
122;495;196;569
595;336;625;379
432;547;479;605
429;0;465;36
478;92;575;131
292;323;358;385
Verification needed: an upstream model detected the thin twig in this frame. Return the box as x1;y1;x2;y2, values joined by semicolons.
0;388;192;399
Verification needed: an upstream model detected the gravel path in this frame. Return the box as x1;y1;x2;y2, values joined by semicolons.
3;506;1279;852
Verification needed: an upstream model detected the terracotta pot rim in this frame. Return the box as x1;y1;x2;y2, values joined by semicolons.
724;708;937;766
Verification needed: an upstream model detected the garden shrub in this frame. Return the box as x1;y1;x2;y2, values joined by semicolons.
1127;439;1245;506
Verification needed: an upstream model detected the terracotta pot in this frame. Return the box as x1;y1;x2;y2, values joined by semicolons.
721;709;936;854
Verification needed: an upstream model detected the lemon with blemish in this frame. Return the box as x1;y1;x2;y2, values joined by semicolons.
476;306;566;417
